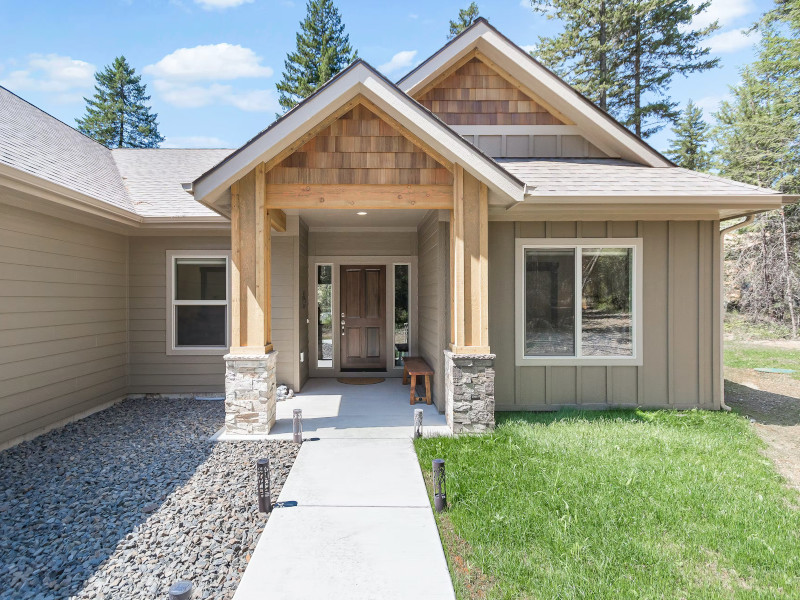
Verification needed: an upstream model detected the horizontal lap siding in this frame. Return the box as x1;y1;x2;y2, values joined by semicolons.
417;211;448;409
0;205;129;445
490;220;720;411
128;236;230;394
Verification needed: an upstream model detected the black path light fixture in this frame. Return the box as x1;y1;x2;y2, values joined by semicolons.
169;580;193;600
257;457;272;514
292;408;303;444
432;458;447;513
414;408;423;439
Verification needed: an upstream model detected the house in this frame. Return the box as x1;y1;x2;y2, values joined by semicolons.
0;19;792;447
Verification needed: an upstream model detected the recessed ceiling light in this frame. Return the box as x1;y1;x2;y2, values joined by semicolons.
356;211;367;216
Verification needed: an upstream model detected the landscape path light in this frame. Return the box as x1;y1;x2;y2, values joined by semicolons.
414;408;423;439
293;408;303;443
433;458;447;513
169;580;193;600
257;457;271;513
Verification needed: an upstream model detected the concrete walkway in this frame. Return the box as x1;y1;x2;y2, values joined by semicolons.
231;379;456;600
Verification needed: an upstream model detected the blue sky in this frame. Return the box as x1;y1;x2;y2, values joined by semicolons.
0;0;771;153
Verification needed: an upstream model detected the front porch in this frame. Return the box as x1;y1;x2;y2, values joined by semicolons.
218;378;449;440
212;93;500;436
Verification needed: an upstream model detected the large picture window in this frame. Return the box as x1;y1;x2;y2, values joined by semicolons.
166;251;230;355
515;239;642;365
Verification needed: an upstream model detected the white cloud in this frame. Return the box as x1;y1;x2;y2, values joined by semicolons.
144;44;272;81
520;44;537;54
162;135;232;148
152;79;279;112
194;0;253;9
519;0;530;7
707;27;760;53
0;54;95;102
692;0;755;29
408;13;418;19
378;50;418;75
695;94;731;114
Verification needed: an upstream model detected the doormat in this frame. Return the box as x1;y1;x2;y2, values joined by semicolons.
337;377;385;385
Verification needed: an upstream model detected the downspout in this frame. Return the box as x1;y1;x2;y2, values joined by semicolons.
718;215;755;411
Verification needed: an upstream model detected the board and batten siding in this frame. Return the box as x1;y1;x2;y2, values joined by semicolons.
489;220;722;410
0;204;129;447
417;210;449;410
298;221;309;388
128;235;229;395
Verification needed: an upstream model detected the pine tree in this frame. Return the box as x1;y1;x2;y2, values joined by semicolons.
714;2;800;336
448;2;481;39
529;0;718;137
276;0;357;112
615;1;719;138
531;0;627;113
76;56;163;148
666;100;710;171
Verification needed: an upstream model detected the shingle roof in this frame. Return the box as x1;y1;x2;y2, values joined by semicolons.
0;86;133;212
112;148;233;217
496;158;778;196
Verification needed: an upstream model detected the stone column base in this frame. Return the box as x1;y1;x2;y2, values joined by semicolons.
444;350;496;434
224;351;278;435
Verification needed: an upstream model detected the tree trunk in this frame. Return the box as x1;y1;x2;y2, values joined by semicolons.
599;0;607;112
633;8;642;138
780;207;798;337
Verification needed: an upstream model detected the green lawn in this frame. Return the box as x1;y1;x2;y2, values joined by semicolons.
415;410;800;599
725;343;800;380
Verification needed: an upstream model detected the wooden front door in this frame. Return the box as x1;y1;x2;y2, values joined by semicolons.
340;265;386;370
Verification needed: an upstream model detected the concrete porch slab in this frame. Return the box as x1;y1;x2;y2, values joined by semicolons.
213;378;451;441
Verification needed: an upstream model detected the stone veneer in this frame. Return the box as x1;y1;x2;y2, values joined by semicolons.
224;351;278;434
443;350;496;433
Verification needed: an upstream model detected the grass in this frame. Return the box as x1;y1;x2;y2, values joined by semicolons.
415;410;800;599
725;343;800;380
724;312;795;341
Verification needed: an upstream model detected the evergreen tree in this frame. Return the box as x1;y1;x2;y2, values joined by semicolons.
76;56;163;148
276;0;357;112
529;0;718;138
448;2;481;39
714;1;800;336
615;1;719;138
666;100;711;171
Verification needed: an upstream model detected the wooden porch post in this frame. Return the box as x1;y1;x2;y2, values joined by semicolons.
229;163;286;355
450;164;490;354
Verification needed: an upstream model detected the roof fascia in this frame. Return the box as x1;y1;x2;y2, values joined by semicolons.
399;22;672;168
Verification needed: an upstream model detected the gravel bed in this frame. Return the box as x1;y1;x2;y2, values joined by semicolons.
0;398;298;600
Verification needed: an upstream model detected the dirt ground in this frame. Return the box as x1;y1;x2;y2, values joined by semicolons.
725;367;800;492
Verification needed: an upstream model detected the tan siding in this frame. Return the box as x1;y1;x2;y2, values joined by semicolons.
490;219;722;410
417;211;449;409
127;235;229;394
298;222;309;388
0;204;129;446
309;231;418;257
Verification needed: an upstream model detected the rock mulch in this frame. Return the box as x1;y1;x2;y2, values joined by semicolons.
0;398;298;600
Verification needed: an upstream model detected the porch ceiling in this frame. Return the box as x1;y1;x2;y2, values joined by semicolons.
285;207;431;229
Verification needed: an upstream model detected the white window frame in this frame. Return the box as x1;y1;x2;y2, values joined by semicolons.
515;238;643;366
166;250;231;356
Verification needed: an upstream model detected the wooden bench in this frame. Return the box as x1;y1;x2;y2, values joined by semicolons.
402;357;434;405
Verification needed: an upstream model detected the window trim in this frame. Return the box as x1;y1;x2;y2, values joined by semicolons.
515;238;643;367
165;250;231;356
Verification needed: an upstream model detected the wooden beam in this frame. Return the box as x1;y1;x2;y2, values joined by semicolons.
450;165;490;354
265;184;453;209
228;166;272;355
269;208;287;232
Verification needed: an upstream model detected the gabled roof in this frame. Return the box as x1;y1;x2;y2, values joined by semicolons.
112;148;232;218
0;86;133;212
190;60;528;212
398;18;672;168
